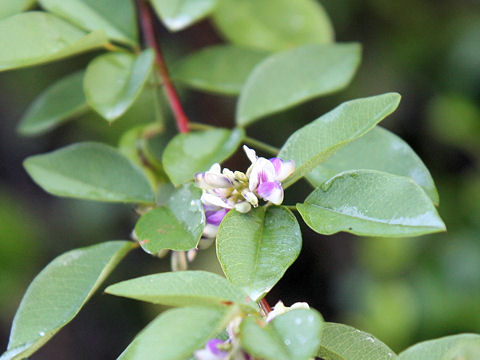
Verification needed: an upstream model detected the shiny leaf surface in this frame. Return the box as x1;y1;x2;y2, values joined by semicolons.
135;184;205;253
0;12;108;71
216;206;301;301
172;45;269;95
84;50;154;121
24;142;155;203
298;170;446;237
106;270;255;310
151;0;219;31
117;306;237;360
1;241;133;360
398;334;480;360
317;322;397;360
307;126;439;204
212;0;333;51
237;43;361;126
18;71;88;136
240;309;323;360
279;93;401;187
38;0;137;45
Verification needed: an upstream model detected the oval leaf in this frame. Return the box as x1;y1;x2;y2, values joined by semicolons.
212;0;334;51
297;170;446;237
135;184;205;253
38;0;137;45
0;12;108;72
84;50;155;121
117;306;237;360
172;45;269;95
317;322;397;360
0;241;133;360
278;93;401;187
216;206;302;301
240;309;324;360
105;270;255;310
24;142;155;203
151;0;219;32
0;0;35;20
163;128;245;185
18;71;88;136
307;126;439;205
236;43;361;126
398;334;480;360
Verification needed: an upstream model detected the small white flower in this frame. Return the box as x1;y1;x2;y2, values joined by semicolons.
266;300;310;322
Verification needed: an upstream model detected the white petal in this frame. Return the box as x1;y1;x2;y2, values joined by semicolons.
202;223;219;239
243;145;257;164
235;201;252;213
201;193;234;209
204;173;232;188
248;157;276;191
209;163;222;174
241;189;258;207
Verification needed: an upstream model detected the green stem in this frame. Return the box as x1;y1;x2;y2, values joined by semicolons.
244;136;279;155
189;122;215;131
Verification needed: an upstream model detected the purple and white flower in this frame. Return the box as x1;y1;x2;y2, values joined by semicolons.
194;146;294;242
243;146;295;205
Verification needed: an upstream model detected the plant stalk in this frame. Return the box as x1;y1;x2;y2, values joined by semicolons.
137;0;190;133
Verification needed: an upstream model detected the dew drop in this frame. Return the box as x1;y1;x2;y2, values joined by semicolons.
365;336;375;343
38;331;45;337
295;318;302;325
284;339;291;346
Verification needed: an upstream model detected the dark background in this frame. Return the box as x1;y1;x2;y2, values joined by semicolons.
1;0;480;358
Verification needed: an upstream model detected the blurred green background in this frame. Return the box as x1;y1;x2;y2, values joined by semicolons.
0;0;479;358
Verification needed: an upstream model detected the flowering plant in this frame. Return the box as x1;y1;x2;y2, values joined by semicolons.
2;0;477;359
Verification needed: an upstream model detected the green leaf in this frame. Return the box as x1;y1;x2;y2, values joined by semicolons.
212;0;334;51
135;184;205;253
38;0;137;45
172;45;269;95
162;128;245;185
398;334;480;360
0;12;108;72
84;50;155;121
24;142;155;203
0;241;133;360
317;322;397;360
278;93;401;187
216;206;301;301
18;71;88;136
117;305;238;360
236;43;361;126
106;270;256;310
151;0;219;32
297;170;446;237
0;0;36;20
307;126;439;205
240;309;323;360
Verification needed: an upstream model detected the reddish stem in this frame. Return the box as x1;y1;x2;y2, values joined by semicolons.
137;0;190;133
260;298;272;315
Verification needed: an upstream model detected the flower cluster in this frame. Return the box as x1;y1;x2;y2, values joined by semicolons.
194;301;309;360
195;145;294;242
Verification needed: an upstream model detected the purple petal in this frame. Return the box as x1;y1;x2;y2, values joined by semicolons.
205;208;229;226
269;158;295;182
207;339;228;356
257;181;284;205
248;158;276;191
